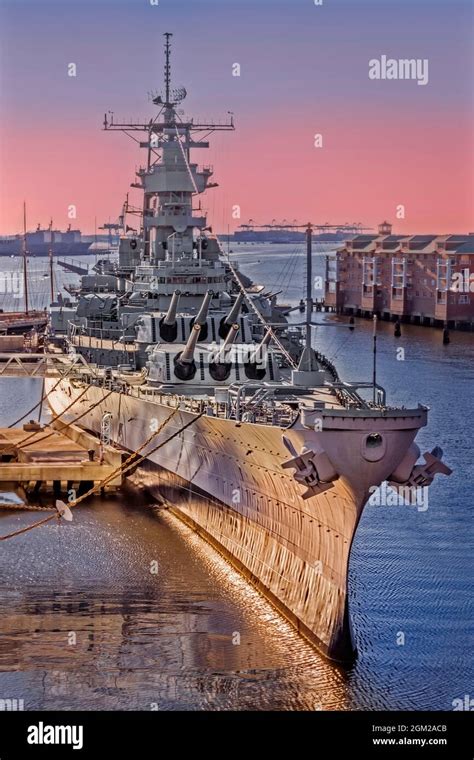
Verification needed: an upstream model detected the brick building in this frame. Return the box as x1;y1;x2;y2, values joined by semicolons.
324;222;474;328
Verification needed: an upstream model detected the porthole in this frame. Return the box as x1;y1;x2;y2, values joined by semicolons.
366;433;383;448
361;432;386;462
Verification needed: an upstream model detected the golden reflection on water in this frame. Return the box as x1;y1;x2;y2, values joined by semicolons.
0;497;348;711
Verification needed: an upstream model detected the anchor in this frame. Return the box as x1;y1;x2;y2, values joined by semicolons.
281;435;337;499
388;444;452;490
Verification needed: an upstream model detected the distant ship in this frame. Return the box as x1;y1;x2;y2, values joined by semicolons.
0;224;92;257
232;229;349;244
231;223;372;245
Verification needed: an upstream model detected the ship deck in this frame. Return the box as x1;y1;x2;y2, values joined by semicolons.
70;335;137;352
112;378;347;424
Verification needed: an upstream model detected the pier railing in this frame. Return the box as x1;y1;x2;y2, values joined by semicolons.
0;353;90;378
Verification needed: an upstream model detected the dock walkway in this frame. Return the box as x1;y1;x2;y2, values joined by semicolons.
0;420;122;506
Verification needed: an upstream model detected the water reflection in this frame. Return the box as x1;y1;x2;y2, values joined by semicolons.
0;499;347;710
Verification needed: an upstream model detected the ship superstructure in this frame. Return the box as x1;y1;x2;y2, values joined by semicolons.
46;35;451;662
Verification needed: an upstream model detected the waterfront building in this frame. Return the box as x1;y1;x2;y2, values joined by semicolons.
325;222;474;328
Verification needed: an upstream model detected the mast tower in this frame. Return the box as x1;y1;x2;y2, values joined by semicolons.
103;33;234;264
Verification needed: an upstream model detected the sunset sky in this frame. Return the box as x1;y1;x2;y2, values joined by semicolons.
0;0;473;235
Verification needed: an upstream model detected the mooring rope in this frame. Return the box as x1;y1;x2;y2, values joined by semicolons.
0;408;203;541
7;360;79;429
15;384;92;450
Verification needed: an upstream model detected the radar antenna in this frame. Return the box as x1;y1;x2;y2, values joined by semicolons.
164;32;172;105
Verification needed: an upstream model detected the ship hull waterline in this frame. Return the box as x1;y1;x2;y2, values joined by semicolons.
45;377;427;663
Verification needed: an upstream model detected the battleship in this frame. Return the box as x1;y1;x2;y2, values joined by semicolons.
45;34;452;662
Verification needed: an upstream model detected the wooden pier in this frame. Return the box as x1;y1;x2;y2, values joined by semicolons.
0;419;122;506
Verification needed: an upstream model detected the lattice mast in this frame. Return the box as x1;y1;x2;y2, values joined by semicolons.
103;33;234;262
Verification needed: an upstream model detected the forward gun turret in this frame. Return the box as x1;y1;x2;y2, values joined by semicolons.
219;293;244;338
209;323;239;381
245;328;272;380
174;323;201;380
159;289;181;341
192;290;213;340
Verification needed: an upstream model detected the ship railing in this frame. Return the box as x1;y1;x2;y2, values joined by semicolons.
227;383;301;424
329;381;386;408
79;369;389;418
110;382;295;425
67;321;135;353
135;259;223;272
84;324;124;338
64;282;116;294
67;321;123;339
70;335;136;353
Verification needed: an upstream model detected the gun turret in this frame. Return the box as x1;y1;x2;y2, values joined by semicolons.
244;328;272;380
192;290;213;341
219;293;244;339
250;327;272;361
163;290;181;325
174;323;201;381
210;324;239;381
159;290;181;342
195;290;213;324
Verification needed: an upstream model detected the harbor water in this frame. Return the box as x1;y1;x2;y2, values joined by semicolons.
0;246;472;710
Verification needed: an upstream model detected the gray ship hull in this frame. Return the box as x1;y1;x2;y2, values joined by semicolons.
46;377;426;661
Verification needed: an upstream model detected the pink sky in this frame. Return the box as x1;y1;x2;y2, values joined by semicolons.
1;108;472;236
0;0;473;235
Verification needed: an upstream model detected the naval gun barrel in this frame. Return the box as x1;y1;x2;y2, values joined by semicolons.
243;328;272;380
163;290;181;325
249;327;273;363
209;323;239;382
179;323;201;365
195;290;213;326
174;323;201;381
219;292;244;339
192;289;213;341
159;289;181;342
213;323;240;364
224;293;244;325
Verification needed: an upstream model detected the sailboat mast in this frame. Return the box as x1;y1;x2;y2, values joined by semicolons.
49;250;54;303
22;201;29;315
305;222;313;353
48;219;54;303
373;314;378;403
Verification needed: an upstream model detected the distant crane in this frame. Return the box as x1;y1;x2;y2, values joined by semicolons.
239;220;373;234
